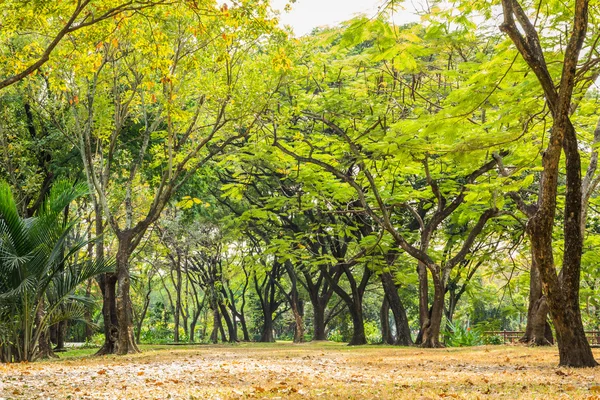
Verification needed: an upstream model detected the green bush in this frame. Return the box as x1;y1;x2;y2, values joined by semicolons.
443;320;482;347
364;321;382;344
327;330;344;342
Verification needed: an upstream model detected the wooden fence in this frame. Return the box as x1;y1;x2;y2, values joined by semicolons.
483;330;600;345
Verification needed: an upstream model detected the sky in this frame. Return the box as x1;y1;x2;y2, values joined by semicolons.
270;0;420;36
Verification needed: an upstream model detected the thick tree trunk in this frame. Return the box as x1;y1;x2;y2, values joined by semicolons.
115;236;139;354
219;303;237;342
54;320;66;352
312;302;327;341
260;310;275;342
291;301;305;343
380;297;393;345
210;307;221;344
189;313;199;343
36;302;56;360
521;253;553;345
238;313;250;341
381;271;412;346
527;121;596;367
347;300;366;345
420;274;444;348
96;273;119;355
94;204;120;356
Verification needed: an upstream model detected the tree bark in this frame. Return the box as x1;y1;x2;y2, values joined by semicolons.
54;320;67;352
174;268;181;343
347;300;366;345
420;273;444;348
313;303;327;341
96;273;119;355
260;309;275;342
115;234;139;354
521;253;553;345
380;271;413;346
380;296;393;345
416;261;428;344
219;302;237;342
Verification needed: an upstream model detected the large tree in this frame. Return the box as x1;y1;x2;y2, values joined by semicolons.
498;0;597;366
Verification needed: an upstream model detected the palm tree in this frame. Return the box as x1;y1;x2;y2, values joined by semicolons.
0;180;113;362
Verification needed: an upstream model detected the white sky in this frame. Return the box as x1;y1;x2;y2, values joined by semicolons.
271;0;420;36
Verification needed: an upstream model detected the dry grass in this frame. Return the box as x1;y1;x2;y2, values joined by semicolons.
1;343;600;399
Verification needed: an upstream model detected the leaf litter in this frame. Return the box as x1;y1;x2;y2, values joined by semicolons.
0;344;599;399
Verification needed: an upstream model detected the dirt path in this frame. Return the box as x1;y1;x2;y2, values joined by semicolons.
1;343;600;399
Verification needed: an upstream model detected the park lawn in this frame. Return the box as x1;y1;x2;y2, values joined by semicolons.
1;343;600;399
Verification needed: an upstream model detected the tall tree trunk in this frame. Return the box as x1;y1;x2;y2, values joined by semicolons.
115;235;139;354
94;204;120;356
416;261;428;344
219;302;237;342
96;273;119;355
291;301;305;343
210;304;222;344
84;279;94;342
380;272;413;346
260;309;275;342
54;320;67;352
312;301;327;341
190;308;201;343
238;313;250;342
380;297;393;345
174;260;182;343
420;273;444;348
36;300;56;360
347;300;366;345
521;253;553;345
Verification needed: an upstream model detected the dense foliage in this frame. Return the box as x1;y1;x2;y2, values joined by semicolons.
1;0;599;367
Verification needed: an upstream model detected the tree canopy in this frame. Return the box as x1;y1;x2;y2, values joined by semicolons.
1;0;600;369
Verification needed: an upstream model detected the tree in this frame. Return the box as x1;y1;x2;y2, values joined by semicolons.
0;181;112;362
498;0;598;367
42;2;281;354
0;0;169;91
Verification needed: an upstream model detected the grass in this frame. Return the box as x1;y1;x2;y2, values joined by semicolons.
2;343;600;399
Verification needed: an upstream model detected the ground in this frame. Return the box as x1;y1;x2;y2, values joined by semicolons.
2;343;600;399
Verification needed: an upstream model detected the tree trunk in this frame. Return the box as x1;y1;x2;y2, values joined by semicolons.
96;273;119;355
84;279;94;342
380;272;413;346
260;309;275;342
219;302;237;342
115;235;139;354
521;253;553;345
54;320;66;352
420;273;444;348
312;301;327;341
292;301;305;343
380;297;393;345
416;261;428;344
347;300;366;345
210;306;221;344
238;313;250;342
190;307;201;343
174;261;182;343
36;301;56;360
94;204;120;356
